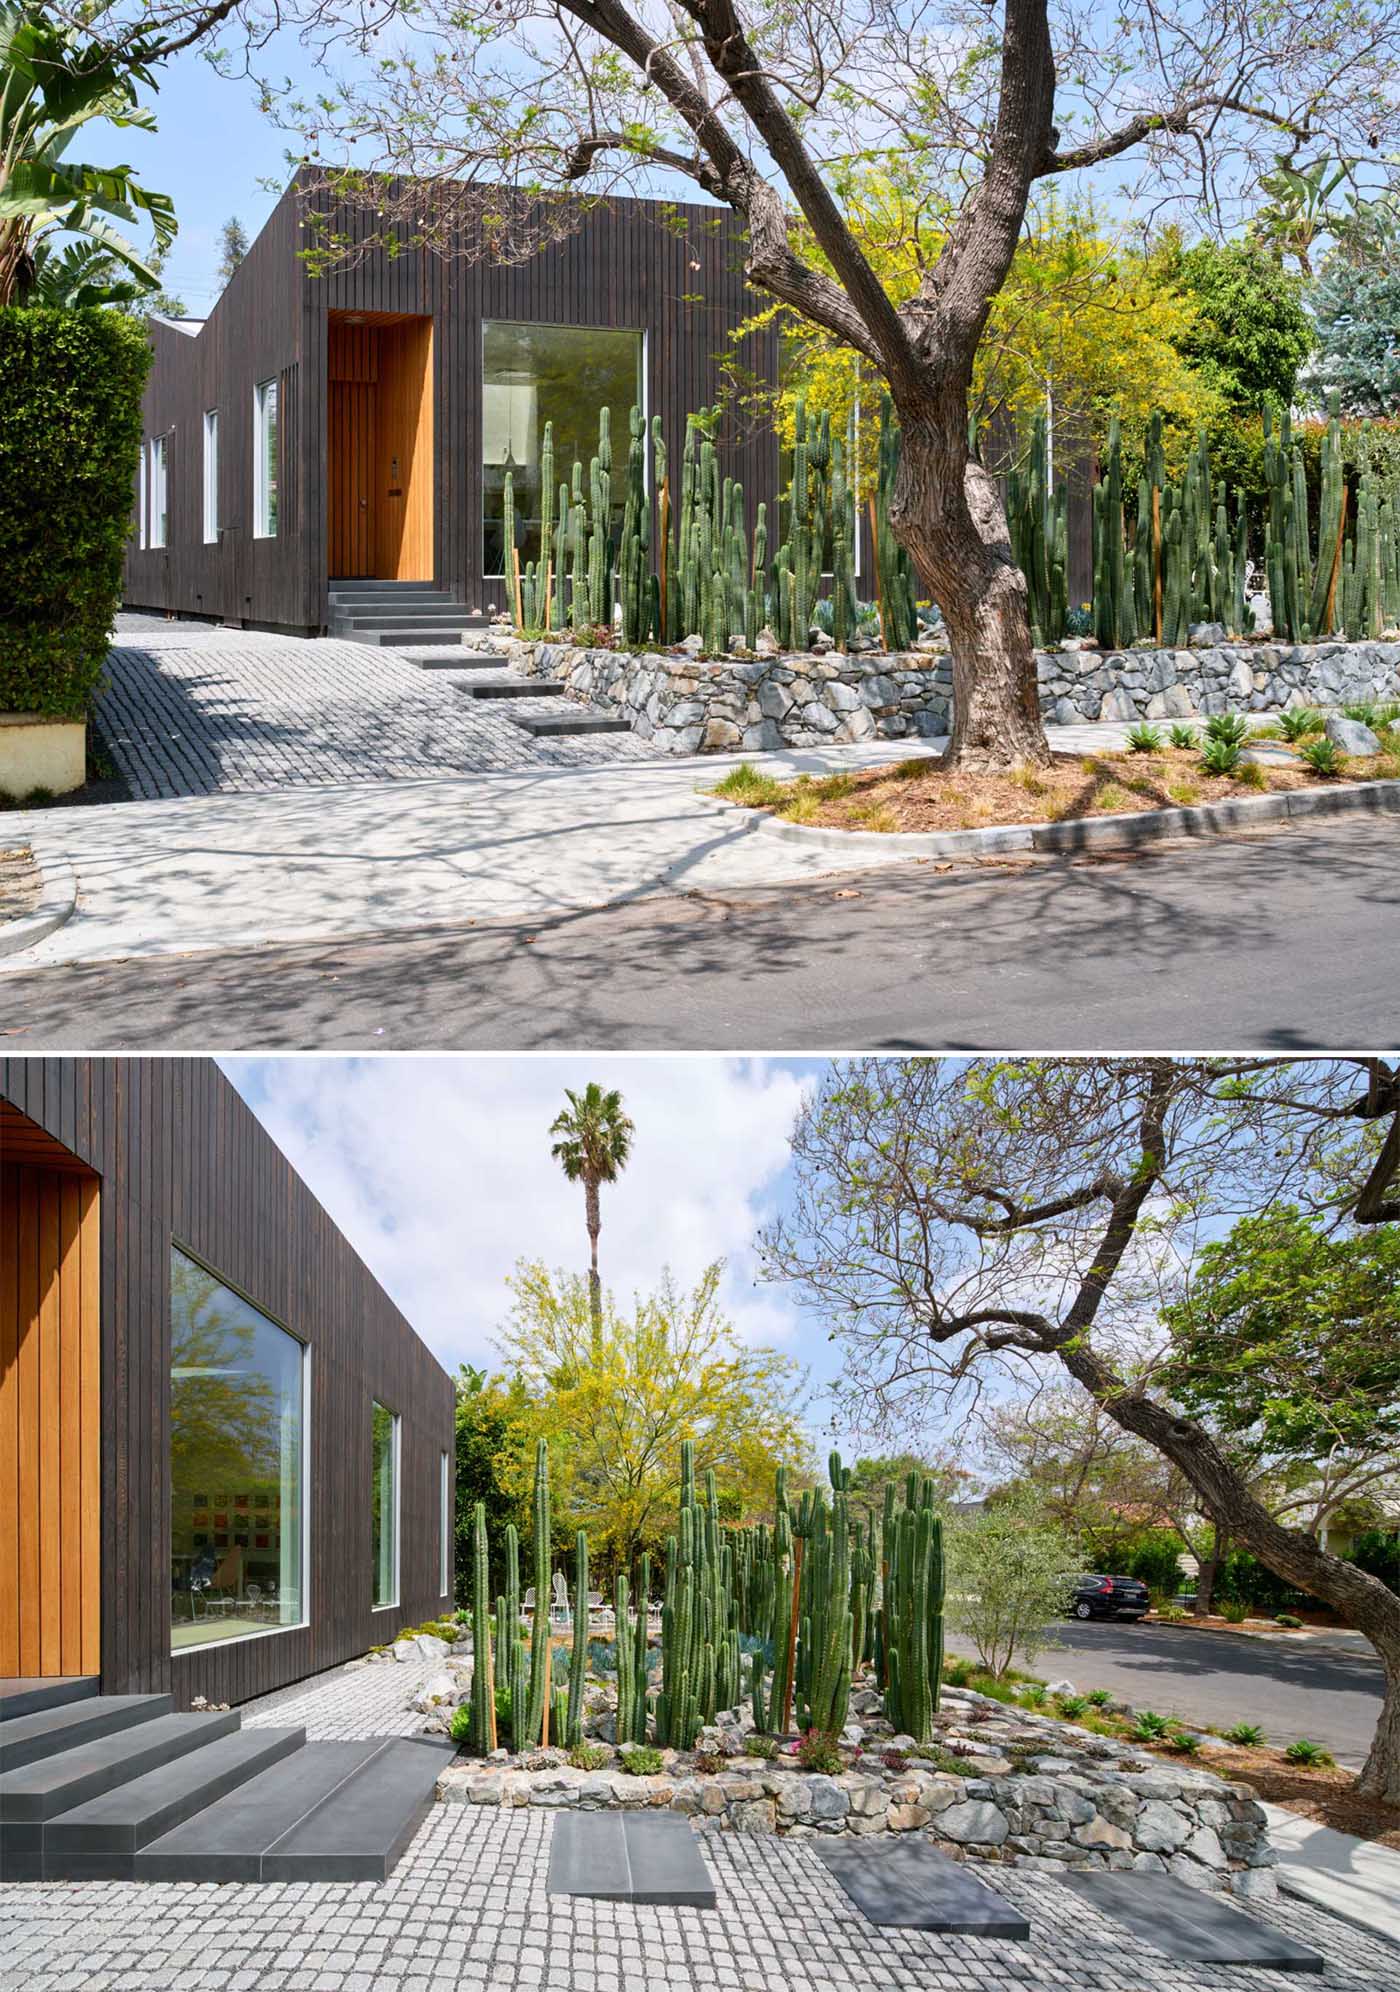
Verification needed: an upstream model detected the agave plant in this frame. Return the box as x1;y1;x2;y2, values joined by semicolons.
0;1;176;307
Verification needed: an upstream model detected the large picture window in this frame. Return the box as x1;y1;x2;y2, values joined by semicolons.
372;1401;400;1610
170;1247;306;1650
254;378;279;538
482;322;642;582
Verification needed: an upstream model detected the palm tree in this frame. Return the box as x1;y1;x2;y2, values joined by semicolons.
549;1083;635;1338
0;2;176;308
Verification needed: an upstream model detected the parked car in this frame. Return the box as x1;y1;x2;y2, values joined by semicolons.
1069;1574;1150;1621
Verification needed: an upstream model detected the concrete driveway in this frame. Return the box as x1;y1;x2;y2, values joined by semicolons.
948;1620;1388;1769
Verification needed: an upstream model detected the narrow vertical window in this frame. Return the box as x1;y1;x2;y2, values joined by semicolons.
138;441;148;550
254;378;279;538
149;436;168;549
371;1402;400;1609
440;1450;451;1598
203;409;220;543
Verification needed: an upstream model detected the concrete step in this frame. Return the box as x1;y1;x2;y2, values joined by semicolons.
512;712;631;737
0;1709;240;1823
0;1678;99;1725
135;1740;384;1882
459;679;567;699
415;652;510;672
259;1737;456;1882
0;1695;172;1772
333;606;477;626
332;625;472;647
37;1727;307;1878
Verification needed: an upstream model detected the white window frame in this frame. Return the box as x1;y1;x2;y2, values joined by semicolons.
440;1450;451;1598
371;1402;401;1612
202;409;220;544
253;377;278;539
138;442;148;550
149;435;168;550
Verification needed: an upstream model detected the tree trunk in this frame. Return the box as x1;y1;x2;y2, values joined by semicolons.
1058;1339;1400;1801
585;1176;602;1342
1194;1520;1227;1618
890;403;1052;774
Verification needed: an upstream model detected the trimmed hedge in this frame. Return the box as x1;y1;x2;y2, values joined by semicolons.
0;308;150;717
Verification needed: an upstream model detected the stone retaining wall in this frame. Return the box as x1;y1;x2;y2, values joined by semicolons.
475;630;1400;756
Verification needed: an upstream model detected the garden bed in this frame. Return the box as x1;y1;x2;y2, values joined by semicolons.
710;735;1400;835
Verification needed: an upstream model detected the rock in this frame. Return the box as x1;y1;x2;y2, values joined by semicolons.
1045;1681;1077;1699
811;631;834;654
1325;713;1382;757
1135;1800;1190;1853
1189;622;1227;646
1185;1824;1227;1868
1100;687;1138;722
757;679;793;720
938;1800;1010;1846
888;1803;932;1831
680;633;705;656
805;1776;850;1823
755;628;781;658
731;1798;777;1833
1074;1816;1133;1851
701;717;742;751
394;1633;449;1664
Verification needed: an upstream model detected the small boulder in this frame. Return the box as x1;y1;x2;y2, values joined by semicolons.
1324;713;1381;757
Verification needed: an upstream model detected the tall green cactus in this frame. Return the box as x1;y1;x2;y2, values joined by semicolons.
470;1500;496;1753
796;1454;853;1736
878;1471;945;1744
565;1528;589;1748
522;1440;552;1747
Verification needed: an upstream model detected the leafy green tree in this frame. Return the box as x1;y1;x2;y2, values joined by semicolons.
453;1364;532;1608
217;215;248;289
0;2;176;307
1164;238;1313;411
1162;1209;1400;1456
947;1489;1081;1675
549;1082;635;1340
1305;254;1400;417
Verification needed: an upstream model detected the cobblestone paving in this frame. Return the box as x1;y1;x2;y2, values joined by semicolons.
98;620;656;800
5;1656;1399;1992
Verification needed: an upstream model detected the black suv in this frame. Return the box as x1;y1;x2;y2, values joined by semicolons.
1069;1574;1150;1621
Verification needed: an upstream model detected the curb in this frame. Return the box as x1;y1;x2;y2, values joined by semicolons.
0;846;78;959
701;775;1400;860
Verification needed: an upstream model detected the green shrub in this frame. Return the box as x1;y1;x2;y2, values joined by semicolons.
1132;1710;1171;1740
1298;737;1346;778
1278;707;1325;741
1205;712;1250;747
1200;736;1242;775
1126;722;1163;753
1343;700;1379;725
1224;1722;1263;1745
568;1741;611;1771
942;1657;975;1689
743;1734;779;1759
796;1731;844;1774
1169;723;1199;750
1120;1530;1187;1600
1219;1599;1249;1623
1349;1529;1400;1591
1086;1688;1114;1708
1155;1603;1188;1622
1284;1738;1335;1768
619;1745;664;1775
1275;1613;1304;1629
1165;1727;1202;1754
449;1702;474;1743
0;310;150;717
1055;1694;1088;1719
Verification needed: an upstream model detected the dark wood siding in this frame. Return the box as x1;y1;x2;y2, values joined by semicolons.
0;1058;456;1709
124;176;779;629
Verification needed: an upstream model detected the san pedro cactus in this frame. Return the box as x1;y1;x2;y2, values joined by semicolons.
565;1528;589;1747
470;1500;496;1753
878;1472;945;1744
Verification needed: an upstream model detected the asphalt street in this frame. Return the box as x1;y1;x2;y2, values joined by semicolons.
946;1619;1387;1768
4;813;1399;1048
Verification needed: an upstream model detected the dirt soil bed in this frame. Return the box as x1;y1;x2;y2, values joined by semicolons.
1191;1743;1400;1848
0;845;40;924
714;740;1400;834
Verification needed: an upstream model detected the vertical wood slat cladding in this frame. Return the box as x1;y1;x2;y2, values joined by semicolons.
125;174;778;628
0;1061;455;1708
0;1163;101;1678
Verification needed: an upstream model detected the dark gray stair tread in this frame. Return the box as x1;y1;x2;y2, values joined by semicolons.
259;1736;456;1880
135;1740;382;1880
341;628;468;646
549;1810;716;1907
45;1726;305;1854
0;1679;99;1724
513;713;631;736
460;679;567;698
814;1839;1029;1937
0;1695;172;1771
1057;1873;1324;1970
336;605;474;619
0;1710;240;1821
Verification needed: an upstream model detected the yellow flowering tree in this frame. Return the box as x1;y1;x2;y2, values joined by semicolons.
497;1260;810;1573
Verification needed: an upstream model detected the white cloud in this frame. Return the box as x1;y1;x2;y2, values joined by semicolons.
219;1056;813;1379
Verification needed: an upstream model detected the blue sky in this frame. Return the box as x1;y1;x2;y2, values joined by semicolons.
220;1053;862;1441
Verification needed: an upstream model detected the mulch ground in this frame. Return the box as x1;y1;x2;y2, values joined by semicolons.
724;742;1399;835
0;845;40;923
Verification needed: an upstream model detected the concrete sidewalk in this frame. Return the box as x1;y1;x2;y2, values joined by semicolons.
1264;1803;1400;1948
0;721;1277;973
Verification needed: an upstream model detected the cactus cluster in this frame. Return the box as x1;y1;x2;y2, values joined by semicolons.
1009;410;1069;646
875;1471;946;1741
654;1441;741;1748
1260;398;1400;641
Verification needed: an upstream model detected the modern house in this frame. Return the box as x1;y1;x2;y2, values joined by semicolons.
123;173;779;643
1;1057;457;1881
